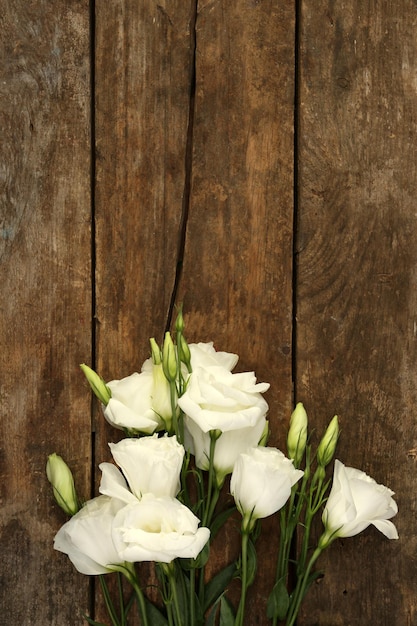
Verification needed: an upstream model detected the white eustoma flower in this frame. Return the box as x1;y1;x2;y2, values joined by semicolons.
54;495;126;575
178;366;269;433
179;363;269;481
188;342;239;371
112;494;210;563
104;359;172;434
104;371;162;433
99;435;185;502
321;459;398;543
184;413;267;481
231;447;304;529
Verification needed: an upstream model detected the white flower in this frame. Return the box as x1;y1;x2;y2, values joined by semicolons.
112;494;210;563
99;435;185;502
188;342;238;371
321;459;398;543
104;372;162;433
54;495;126;575
231;447;304;528
184;413;267;481
104;359;173;434
178;366;269;434
179;365;269;480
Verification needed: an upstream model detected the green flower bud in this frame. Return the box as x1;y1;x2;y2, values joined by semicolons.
162;332;177;382
287;402;308;465
175;307;185;333
179;334;192;371
258;420;270;447
80;364;111;405
150;337;162;365
317;415;339;468
46;453;79;516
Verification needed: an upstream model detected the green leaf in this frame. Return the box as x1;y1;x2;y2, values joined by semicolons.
303;569;324;594
266;578;289;620
173;565;204;626
206;598;221;626
246;537;257;587
219;596;235;626
83;617;108;626
143;599;168;626
210;506;237;539
203;561;237;613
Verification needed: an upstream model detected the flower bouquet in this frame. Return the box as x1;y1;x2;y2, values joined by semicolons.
47;309;398;625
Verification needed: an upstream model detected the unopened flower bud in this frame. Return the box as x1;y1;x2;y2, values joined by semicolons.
150;338;162;365
80;364;111;405
46;453;79;516
152;362;174;430
287;403;308;465
175;307;185;333
162;332;177;382
317;415;339;467
258;420;270;447
179;334;191;370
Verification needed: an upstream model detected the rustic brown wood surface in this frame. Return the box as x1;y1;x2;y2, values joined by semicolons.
296;1;417;624
0;0;92;623
177;1;295;621
2;0;416;624
94;1;196;622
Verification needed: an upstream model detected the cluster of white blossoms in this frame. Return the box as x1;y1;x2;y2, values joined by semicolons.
47;330;398;626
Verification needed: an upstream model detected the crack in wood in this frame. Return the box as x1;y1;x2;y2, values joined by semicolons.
165;0;198;332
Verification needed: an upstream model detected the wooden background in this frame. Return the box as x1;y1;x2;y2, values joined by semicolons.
1;1;416;624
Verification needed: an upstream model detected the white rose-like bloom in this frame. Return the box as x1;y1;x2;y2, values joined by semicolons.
104;371;162;433
54;495;126;575
184;413;267;480
112;494;210;563
188;342;238;372
99;435;185;502
321;459;398;542
104;359;173;434
178;366;270;434
231;447;304;527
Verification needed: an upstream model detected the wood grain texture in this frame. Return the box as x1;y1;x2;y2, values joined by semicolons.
180;0;295;429
0;1;92;624
94;2;195;621
177;1;296;621
94;0;194;375
4;0;417;623
296;1;417;623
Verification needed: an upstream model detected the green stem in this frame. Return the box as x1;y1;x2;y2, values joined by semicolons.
234;531;249;626
286;546;323;626
158;565;174;626
167;565;183;626
117;573;126;626
99;575;121;626
190;568;196;626
122;565;149;626
198;431;220;608
170;381;181;441
297;469;328;577
202;431;220;527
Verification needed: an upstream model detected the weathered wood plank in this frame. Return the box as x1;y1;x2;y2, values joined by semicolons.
297;1;417;623
177;1;296;622
0;1;92;624
94;0;195;376
94;1;195;621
